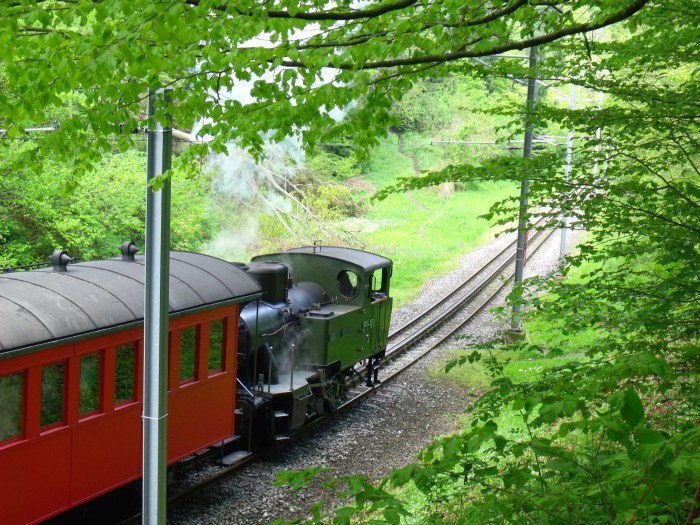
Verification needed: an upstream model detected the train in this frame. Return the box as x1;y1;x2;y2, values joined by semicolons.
0;243;393;524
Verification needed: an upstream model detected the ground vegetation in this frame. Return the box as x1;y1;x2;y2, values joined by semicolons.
0;145;217;266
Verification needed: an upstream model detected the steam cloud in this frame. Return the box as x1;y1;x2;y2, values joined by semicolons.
203;138;306;261
198;27;354;261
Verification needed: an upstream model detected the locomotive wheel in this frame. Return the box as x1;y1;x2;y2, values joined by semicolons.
323;375;346;412
313;396;326;416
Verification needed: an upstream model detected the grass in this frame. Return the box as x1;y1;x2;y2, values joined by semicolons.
361;134;415;189
432;348;570;391
362;183;514;306
353;135;518;307
526;317;604;355
523;251;606;355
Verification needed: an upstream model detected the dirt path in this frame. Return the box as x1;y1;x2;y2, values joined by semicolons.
391;129;428;212
395;131;421;177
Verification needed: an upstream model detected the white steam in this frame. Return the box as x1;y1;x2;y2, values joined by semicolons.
198;21;358;260
204;138;307;260
205;221;259;261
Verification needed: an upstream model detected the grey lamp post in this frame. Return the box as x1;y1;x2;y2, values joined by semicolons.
143;88;172;525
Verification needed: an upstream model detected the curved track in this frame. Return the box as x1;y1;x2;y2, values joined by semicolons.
339;222;557;410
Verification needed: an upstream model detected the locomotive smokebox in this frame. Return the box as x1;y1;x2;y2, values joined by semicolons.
246;262;289;304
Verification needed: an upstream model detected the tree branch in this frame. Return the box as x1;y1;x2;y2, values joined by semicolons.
279;0;650;70
185;0;421;21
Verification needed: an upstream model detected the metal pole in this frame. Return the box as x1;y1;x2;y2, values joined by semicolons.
268;346;272;395
143;89;172;525
558;84;577;269
511;46;538;332
289;344;295;391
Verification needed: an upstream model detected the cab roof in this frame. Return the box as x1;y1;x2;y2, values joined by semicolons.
256;246;392;272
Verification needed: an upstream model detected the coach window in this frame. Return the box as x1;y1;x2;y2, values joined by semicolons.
79;352;102;415
115;342;136;404
208;320;224;374
180;326;199;383
41;362;65;428
0;373;24;442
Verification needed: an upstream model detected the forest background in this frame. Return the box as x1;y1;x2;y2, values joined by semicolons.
1;1;698;523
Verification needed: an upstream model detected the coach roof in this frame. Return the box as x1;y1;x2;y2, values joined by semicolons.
0;251;261;355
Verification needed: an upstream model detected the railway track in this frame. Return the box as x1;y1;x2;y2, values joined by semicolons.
339;221;557;412
387;215;552;352
117;224;559;524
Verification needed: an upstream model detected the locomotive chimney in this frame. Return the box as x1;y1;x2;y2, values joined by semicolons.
49;250;73;272
119;241;139;261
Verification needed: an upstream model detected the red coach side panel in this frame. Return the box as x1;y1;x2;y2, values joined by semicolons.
0;431;72;524
0;344;75;525
69;329;144;505
168;373;236;460
167;309;239;462
70;405;142;503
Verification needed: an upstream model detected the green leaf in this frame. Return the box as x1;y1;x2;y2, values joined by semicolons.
653;481;686;504
275;466;330;490
635;427;664;444
382;507;401;525
620;388;645;428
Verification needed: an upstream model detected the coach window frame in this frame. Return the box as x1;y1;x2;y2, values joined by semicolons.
207;319;225;376
179;325;200;384
0;371;25;445
40;360;67;431
78;350;103;418
114;340;139;406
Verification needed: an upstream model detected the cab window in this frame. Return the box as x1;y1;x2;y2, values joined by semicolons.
370;268;390;299
337;270;359;299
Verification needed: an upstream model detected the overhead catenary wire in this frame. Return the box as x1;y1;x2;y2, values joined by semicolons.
0;127;230;145
431;139;567;146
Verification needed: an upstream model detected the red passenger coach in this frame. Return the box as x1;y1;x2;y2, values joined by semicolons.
0;247;261;525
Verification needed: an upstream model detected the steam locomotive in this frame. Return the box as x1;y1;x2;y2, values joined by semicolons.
0;243;393;524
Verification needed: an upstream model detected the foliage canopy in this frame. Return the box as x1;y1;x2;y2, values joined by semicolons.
2;0;653;172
